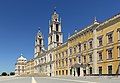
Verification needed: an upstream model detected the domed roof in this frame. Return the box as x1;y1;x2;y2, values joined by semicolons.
17;54;27;61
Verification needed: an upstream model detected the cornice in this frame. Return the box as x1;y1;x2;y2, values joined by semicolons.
96;13;120;31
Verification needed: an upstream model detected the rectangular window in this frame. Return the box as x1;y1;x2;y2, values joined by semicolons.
78;43;81;52
108;65;112;74
62;70;64;75
98;51;102;61
99;66;102;75
66;58;68;66
84;56;86;63
89;54;92;62
108;49;112;60
89;41;93;49
70;48;72;55
74;47;76;53
118;31;120;41
69;59;72;66
62;59;64;67
118;47;120;58
107;33;113;43
117;29;120;41
98;36;103;46
84;43;86;50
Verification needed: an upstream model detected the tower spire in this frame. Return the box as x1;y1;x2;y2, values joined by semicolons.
38;27;40;32
54;6;57;14
37;27;42;37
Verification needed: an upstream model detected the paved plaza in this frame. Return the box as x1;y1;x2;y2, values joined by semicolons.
0;76;120;83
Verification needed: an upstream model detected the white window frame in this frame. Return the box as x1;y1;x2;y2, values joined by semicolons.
106;31;113;44
107;48;113;60
117;28;120;41
118;46;120;58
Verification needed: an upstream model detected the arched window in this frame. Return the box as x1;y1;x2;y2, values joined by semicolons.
39;39;41;44
50;36;52;43
56;24;59;31
56;35;59;42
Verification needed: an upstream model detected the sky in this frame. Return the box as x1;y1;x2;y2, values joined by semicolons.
0;0;120;73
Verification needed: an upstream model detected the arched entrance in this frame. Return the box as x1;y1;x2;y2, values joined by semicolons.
71;63;82;76
70;63;90;76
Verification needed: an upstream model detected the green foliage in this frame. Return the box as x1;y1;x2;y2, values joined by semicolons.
1;72;7;76
10;72;15;76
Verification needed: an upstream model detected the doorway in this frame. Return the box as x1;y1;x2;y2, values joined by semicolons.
77;67;80;76
83;70;86;76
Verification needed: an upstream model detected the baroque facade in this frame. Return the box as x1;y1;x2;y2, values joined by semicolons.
15;10;120;77
34;11;120;76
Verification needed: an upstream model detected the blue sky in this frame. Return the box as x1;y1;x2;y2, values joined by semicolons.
0;0;120;73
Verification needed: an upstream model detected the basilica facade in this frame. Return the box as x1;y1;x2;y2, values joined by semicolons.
15;10;120;77
34;10;63;76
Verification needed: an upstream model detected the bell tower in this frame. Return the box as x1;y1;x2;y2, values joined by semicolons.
48;9;63;50
34;29;45;58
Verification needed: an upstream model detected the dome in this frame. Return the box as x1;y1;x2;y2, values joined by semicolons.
17;54;27;61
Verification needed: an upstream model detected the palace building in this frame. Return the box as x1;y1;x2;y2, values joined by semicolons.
15;9;120;77
15;54;27;76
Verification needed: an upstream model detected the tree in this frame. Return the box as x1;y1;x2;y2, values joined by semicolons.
10;72;15;76
1;72;7;76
